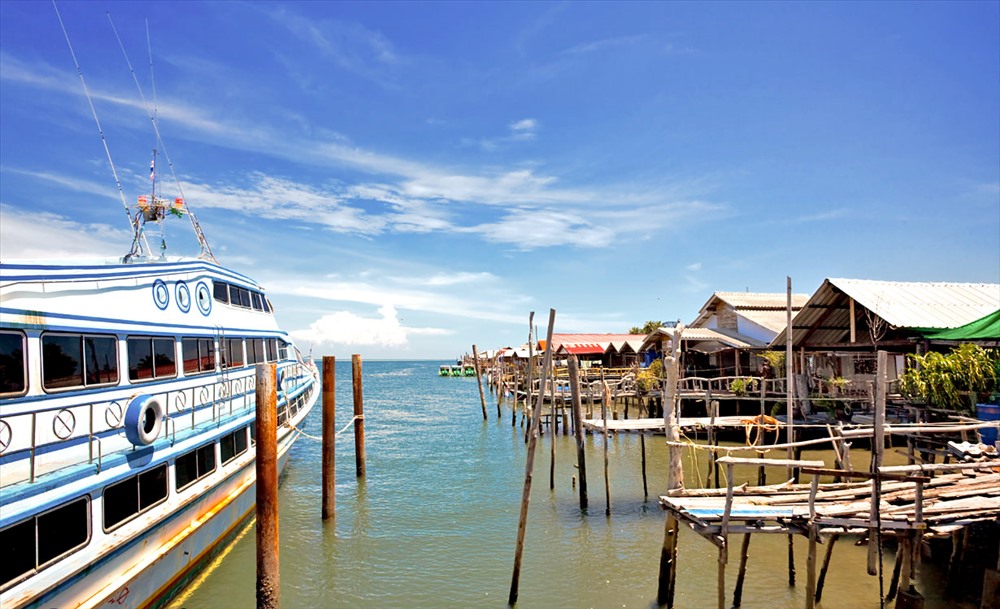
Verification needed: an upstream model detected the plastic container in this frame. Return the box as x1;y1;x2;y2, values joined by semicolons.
976;403;1000;446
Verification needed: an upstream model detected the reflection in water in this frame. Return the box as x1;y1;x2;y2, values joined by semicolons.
171;361;974;609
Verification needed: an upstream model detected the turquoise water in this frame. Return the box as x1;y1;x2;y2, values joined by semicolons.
169;360;971;609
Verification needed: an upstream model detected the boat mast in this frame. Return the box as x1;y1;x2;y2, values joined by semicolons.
110;12;218;263
54;2;149;258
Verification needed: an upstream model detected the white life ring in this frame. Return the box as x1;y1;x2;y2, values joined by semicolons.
124;395;163;446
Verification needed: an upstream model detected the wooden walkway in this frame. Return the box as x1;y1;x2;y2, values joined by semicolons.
656;457;1000;609
581;415;768;434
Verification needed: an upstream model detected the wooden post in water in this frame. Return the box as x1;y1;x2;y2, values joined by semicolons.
255;363;279;609
733;533;751;607
568;355;588;509
815;533;839;603
512;367;519;428
473;344;487;420
321;357;336;521
867;350;887;576
352;354;366;478
601;379;611;517
640;433;648;499
785;278;796;588
509;308;556;606
523;312;535;443
657;324;685;607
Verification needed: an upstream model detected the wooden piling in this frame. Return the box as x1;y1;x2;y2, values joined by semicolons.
732;533;751;607
473;344;487;420
602;380;611;516
657;514;680;607
815;533;839;603
787;534;796;587
321;357;336;521
568;355;588;510
523;312;535;444
255;363;279;609
657;324;685;607
867;350;887;575
509;308;555;606
352;354;366;478
640;433;648;499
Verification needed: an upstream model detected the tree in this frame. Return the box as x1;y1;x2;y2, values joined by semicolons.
629;320;665;335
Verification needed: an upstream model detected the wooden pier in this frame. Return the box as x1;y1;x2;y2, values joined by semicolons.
656;456;1000;609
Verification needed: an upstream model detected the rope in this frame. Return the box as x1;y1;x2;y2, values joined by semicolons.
287;415;363;443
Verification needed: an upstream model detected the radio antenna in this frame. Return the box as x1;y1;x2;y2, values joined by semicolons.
108;11;217;263
52;1;147;259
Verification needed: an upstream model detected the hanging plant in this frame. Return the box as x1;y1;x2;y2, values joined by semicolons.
898;343;999;413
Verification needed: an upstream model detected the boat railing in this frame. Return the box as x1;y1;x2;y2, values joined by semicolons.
0;363;313;485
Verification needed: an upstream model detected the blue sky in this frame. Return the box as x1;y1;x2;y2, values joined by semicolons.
2;1;998;360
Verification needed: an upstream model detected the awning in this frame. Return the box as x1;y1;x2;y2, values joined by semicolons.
562;343;605;355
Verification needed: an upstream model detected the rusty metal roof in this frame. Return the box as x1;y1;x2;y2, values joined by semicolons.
771;278;1000;347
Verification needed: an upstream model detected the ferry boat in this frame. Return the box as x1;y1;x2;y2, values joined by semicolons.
0;174;319;607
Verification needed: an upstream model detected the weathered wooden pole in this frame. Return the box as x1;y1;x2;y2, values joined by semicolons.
321;357;336;521
657;323;685;607
568;355;588;509
785;278;797;587
550;362;558;490
867;349;887;575
473;344;487;420
640;432;648;499
733;533;752;607
255;363;279;609
512;366;519;428
509;308;556;606
524;312;535;443
815;533;839;603
352;354;366;478
601;380;611;516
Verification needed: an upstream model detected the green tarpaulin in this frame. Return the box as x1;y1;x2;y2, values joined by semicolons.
919;309;1000;341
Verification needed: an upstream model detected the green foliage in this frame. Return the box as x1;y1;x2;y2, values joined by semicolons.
759;350;786;375
629;321;665;335
728;377;758;397
636;359;663;392
898;343;999;412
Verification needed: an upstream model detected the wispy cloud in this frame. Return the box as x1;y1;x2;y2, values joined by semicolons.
0;204;128;260
465;118;540;151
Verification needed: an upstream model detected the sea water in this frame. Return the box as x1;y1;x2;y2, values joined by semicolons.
169;360;972;609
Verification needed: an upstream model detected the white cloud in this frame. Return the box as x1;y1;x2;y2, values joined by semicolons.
0;205;130;260
289;304;449;350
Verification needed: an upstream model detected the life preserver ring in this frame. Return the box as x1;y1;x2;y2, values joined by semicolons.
841;404;853;420
124;395;163;446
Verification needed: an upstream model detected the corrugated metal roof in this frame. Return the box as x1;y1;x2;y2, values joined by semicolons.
737;309;800;334
712;291;810;310
639;326;767;353
771;278;1000;347
829;278;1000;329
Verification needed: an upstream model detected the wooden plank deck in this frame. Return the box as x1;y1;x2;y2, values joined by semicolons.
581;415;774;433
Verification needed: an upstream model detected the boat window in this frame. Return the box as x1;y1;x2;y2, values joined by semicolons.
182;337;216;375
221;427;248;465
213;281;230;304
266;338;278;362
175;442;217;491
103;464;168;531
0;331;27;396
42;333;118;390
221;338;244;369
0;497;90;589
247;338;265;365
251;292;264;311
262;297;271;313
127;337;177;381
278;341;289;361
